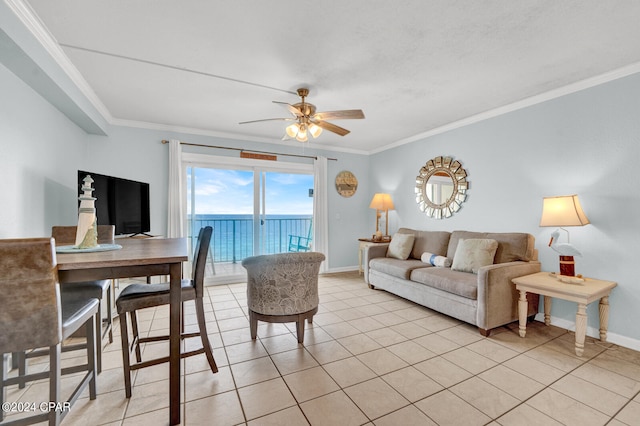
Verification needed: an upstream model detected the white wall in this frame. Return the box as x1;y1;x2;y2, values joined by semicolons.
370;72;640;348
0;63;88;238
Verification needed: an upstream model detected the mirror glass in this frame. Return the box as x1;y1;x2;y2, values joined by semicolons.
415;156;469;219
426;172;454;205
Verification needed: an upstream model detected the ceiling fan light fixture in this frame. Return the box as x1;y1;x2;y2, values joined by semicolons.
295;123;308;142
309;123;323;138
241;87;364;142
285;123;299;138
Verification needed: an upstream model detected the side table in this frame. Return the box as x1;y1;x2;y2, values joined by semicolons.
358;238;389;275
512;271;617;356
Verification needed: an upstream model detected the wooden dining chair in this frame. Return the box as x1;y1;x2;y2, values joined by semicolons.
116;226;218;397
51;225;115;372
0;238;99;426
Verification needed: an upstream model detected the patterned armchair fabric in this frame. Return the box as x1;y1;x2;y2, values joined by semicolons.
242;252;325;316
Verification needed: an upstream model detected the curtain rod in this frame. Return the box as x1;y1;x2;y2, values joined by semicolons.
161;140;337;161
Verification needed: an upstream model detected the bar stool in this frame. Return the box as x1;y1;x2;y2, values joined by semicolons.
0;238;99;426
116;226;218;397
51;225;115;372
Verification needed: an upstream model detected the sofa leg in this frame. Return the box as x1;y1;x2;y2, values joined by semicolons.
478;328;491;337
368;284;375;290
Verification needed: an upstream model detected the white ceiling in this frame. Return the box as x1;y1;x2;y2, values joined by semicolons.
22;0;640;153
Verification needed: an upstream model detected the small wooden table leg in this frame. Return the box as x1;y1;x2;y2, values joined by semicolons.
575;303;587;357
518;289;528;338
599;296;610;342
169;262;182;425
543;295;552;326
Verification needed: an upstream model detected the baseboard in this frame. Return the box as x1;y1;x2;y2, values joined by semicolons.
203;266;362;286
533;313;640;352
325;266;360;274
205;274;246;285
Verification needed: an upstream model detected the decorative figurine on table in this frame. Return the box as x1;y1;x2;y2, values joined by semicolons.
548;228;581;277
75;175;98;249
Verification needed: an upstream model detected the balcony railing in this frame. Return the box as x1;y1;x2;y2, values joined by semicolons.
188;215;312;264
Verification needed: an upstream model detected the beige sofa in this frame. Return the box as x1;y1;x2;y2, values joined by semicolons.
363;228;540;336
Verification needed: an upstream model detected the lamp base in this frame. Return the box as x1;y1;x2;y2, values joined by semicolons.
559;255;575;277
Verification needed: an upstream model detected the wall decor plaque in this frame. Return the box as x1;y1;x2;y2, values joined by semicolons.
335;170;358;198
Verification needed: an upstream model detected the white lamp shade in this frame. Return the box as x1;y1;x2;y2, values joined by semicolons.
540;195;590;227
369;193;395;210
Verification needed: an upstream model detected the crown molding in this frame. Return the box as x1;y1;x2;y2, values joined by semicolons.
111;117;371;156
4;0;112;122
372;62;640;154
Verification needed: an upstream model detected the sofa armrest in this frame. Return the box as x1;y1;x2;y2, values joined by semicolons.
363;243;389;284
476;261;541;331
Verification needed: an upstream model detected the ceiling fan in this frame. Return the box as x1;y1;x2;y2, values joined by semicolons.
239;88;365;142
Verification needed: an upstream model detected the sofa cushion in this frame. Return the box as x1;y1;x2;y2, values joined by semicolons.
451;239;499;274
369;257;427;280
447;231;535;263
410;267;478;299
387;233;415;260
397;228;451;259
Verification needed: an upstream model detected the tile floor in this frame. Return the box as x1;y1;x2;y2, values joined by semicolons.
3;272;640;425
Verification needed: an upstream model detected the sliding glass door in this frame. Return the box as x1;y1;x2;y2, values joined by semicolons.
184;155;314;283
259;171;314;255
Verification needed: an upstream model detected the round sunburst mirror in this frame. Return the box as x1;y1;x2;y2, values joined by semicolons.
415;156;469;219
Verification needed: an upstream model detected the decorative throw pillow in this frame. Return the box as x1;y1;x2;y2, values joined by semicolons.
387;233;415;260
451;239;498;274
421;252;452;268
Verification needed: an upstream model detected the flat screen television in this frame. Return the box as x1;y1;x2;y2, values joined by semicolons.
78;170;151;236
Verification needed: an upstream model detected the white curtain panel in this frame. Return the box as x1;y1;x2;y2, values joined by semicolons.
167;139;184;238
313;156;329;273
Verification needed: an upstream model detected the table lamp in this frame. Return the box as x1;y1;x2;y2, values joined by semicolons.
369;193;395;239
539;194;590;276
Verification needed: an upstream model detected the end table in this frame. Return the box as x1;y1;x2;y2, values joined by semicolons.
512;272;616;356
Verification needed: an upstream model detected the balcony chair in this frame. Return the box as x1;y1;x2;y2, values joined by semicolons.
241;252;325;343
116;226;218;398
288;222;313;252
0;238;99;426
51;225;115;373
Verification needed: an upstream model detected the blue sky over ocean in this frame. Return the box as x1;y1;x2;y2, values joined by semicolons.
187;167;314;215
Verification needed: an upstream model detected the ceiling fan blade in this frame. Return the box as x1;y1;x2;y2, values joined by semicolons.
239;117;295;125
311;119;350;136
272;101;303;117
312;109;365;121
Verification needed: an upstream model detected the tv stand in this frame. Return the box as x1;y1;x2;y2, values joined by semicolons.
129;232;154;238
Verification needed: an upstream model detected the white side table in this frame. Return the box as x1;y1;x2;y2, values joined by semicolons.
512;272;616;356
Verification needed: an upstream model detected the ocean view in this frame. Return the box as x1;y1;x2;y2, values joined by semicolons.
188;214;313;262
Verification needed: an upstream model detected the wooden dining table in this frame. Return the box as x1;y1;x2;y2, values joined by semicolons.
56;237;188;426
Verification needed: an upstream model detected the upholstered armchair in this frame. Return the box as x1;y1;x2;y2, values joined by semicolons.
241;252;325;343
